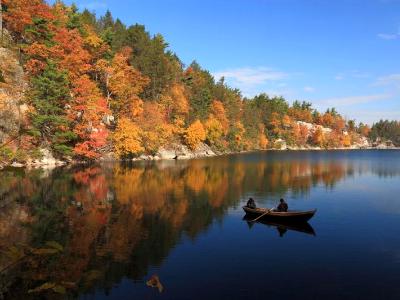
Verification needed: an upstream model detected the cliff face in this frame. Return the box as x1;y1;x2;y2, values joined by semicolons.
0;45;27;148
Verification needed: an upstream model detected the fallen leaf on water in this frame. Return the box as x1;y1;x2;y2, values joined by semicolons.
31;248;59;255
45;241;64;252
28;282;56;293
52;285;66;294
146;274;164;293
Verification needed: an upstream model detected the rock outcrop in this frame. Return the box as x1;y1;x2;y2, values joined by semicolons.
0;46;27;147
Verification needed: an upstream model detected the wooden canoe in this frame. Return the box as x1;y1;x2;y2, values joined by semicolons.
243;206;316;222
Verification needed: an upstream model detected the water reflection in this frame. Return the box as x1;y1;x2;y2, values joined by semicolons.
243;215;316;237
0;151;398;299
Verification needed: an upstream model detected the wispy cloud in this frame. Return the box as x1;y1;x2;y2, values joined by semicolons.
303;86;315;92
318;94;392;107
213;67;287;85
377;27;400;40
375;74;400;88
334;70;371;81
78;1;107;10
378;33;398;40
213;67;289;97
334;75;344;80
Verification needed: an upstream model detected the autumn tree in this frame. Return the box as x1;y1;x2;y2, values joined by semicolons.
205;116;224;146
258;124;269;149
114;117;143;157
159;83;189;125
210;100;229;134
311;127;325;147
96;47;149;117
185;120;206;150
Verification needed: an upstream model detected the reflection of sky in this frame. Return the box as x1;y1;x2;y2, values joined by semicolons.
87;150;400;300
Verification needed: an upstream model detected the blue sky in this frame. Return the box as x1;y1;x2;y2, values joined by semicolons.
50;0;400;124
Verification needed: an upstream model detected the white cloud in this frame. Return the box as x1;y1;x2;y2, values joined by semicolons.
213;67;289;97
303;86;315;92
318;94;392;107
378;33;398;40
375;74;400;88
213;67;287;86
377;27;400;40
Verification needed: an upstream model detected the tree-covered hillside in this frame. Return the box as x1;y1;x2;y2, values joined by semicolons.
0;1;383;165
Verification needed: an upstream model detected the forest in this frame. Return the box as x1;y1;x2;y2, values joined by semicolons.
0;0;395;165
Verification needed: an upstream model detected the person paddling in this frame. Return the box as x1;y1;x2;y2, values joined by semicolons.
246;197;256;209
276;198;288;212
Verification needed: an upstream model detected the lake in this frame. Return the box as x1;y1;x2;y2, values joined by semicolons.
1;150;400;299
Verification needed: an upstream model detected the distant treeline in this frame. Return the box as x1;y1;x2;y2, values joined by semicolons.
0;1;392;164
370;120;400;146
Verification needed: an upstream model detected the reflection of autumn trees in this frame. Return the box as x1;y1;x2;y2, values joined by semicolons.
1;157;355;298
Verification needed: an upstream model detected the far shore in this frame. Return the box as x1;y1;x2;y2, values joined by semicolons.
1;146;399;171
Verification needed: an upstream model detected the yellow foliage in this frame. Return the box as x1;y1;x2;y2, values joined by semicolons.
113;118;144;157
234;121;245;142
83;25;103;48
258;123;268;149
259;134;269;149
211;100;229;133
185;120;206;150
342;134;351;147
205;115;224;145
270;112;282;135
96;49;149;118
312;127;325;147
282;115;292;128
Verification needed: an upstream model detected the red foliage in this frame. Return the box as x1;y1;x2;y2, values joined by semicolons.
3;0;54;36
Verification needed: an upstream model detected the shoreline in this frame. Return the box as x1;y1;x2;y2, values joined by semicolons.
1;146;399;171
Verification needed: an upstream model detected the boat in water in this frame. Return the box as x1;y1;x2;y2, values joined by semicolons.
242;206;317;222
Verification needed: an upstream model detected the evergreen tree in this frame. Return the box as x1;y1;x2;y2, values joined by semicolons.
29;61;76;156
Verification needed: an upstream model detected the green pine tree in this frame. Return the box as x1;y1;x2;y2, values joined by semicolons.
29;61;76;156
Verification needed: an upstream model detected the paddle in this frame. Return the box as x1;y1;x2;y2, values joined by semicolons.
250;208;272;222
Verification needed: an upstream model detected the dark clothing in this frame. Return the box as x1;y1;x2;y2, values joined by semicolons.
246;199;256;209
277;202;288;212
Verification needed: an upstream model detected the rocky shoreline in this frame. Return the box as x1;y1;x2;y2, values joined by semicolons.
1;142;399;171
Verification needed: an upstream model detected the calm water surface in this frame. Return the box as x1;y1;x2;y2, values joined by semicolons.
1;150;400;299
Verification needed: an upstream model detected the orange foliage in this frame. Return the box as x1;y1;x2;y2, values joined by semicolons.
160;84;189;123
211;100;229;134
312;127;325;147
292;123;309;146
342;134;351;147
114;117;144;157
53;28;92;80
270;112;282;135
96;48;149;117
282;114;292;128
360;124;371;137
3;0;54;36
70;75;110;158
258;124;269;149
185;120;206;150
322;113;334;128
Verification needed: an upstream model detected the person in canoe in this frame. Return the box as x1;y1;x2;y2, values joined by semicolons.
276;198;288;212
246;197;256;209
